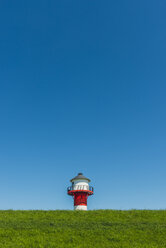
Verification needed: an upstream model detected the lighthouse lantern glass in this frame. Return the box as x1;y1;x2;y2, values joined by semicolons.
72;179;89;191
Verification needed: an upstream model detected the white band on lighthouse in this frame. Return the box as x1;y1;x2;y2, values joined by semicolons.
74;205;87;210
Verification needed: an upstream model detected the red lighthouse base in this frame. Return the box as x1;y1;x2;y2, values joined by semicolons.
67;188;93;210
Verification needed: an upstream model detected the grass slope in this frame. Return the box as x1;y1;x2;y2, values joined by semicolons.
0;210;166;248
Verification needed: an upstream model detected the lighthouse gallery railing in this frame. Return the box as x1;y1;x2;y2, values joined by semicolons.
67;185;94;193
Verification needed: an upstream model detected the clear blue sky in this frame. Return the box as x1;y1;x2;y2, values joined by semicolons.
0;0;166;210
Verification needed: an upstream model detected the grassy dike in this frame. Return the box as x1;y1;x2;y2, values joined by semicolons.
0;210;166;248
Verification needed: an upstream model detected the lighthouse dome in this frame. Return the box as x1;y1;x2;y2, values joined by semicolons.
70;173;91;182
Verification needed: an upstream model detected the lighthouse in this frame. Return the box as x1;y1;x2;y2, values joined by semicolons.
67;173;94;210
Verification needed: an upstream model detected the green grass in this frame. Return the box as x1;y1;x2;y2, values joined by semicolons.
0;210;166;247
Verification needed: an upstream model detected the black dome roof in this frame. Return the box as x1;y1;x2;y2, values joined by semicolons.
70;173;91;182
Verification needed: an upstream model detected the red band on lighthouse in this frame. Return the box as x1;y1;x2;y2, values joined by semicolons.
74;192;87;206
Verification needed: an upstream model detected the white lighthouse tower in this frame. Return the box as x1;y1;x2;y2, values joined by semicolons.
67;173;94;210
